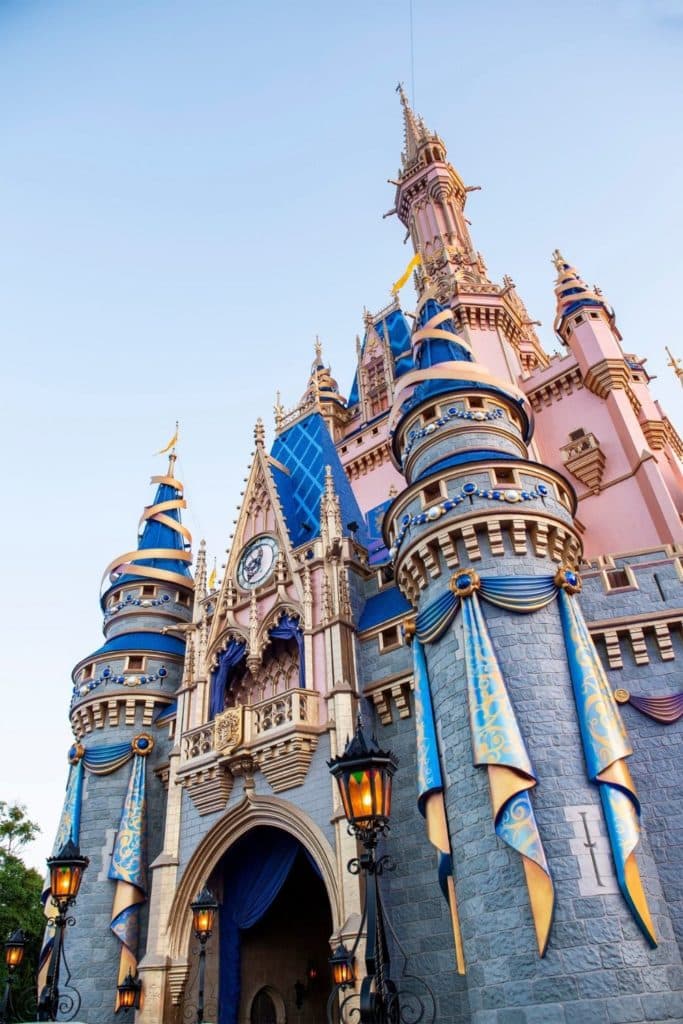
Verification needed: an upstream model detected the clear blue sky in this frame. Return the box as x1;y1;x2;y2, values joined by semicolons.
1;0;682;868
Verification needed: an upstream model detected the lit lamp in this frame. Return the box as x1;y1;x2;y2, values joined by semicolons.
47;839;89;907
0;930;26;1024
327;718;400;1024
329;944;355;988
190;887;218;1024
37;839;90;1022
116;970;142;1014
328;717;397;842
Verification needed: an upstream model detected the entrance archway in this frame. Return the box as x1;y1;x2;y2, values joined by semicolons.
214;826;332;1024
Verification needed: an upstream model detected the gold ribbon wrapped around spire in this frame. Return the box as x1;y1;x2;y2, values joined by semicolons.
101;455;193;595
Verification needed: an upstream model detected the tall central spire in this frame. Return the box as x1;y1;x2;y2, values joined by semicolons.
391;91;549;374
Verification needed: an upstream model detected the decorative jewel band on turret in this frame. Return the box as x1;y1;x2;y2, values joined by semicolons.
403;405;504;461
389;481;549;561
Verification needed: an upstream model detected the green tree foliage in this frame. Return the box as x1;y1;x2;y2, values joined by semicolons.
0;804;43;1021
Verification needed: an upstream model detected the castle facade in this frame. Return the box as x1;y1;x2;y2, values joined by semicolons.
45;92;683;1024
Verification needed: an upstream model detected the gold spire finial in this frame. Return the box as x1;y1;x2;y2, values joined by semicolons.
397;81;425;163
315;335;322;361
666;347;683;386
552;250;567;273
254;418;265;447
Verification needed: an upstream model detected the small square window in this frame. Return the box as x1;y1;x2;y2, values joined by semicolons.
575;314;584;325
356;436;363;446
379;626;401;652
176;591;191;607
82;663;94;681
372;426;379;435
422;481;443;506
494;468;515;485
378;565;395;588
141;585;156;597
111;591;122;605
590;312;599;319
340;445;347;454
422;405;439;425
468;397;484;409
605;569;631;590
569;428;586;442
127;656;145;672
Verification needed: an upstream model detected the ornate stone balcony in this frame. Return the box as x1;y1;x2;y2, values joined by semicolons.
177;688;323;813
561;431;606;493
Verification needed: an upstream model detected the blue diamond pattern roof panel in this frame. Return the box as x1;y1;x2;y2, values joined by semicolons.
270;412;368;548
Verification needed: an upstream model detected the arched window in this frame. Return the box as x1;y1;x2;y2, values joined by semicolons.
250;987;278;1024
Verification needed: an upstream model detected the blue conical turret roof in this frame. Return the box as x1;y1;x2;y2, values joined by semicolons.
100;453;193;606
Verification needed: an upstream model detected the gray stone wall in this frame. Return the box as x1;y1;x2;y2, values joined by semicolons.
384;524;682;1022
61;711;172;1024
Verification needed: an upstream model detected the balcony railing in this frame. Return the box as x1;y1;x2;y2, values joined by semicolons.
181;687;321;763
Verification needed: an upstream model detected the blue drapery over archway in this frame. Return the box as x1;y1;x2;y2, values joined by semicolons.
268;613;305;687
210;615;305;719
218;828;319;1024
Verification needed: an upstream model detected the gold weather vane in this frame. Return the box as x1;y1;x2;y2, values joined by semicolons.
156;421;179;455
666;347;683;386
551;250;567;272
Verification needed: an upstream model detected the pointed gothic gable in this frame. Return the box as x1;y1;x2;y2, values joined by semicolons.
269;411;369;548
347;305;414;407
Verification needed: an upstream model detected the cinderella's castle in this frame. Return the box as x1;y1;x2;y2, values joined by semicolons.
46;92;683;1024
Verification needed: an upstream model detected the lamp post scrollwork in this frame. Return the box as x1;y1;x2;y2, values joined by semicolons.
36;839;89;1022
327;717;436;1024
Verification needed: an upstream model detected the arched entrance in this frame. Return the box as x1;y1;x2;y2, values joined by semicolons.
212;826;332;1024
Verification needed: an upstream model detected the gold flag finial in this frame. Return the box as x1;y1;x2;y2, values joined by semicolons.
551;249;567;273
157;421;179;455
666;346;683;386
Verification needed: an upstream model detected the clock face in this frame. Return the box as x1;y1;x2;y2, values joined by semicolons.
236;535;279;590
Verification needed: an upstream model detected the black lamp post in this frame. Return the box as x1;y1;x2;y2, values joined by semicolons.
328;718;399;1024
116;970;142;1014
37;839;89;1022
0;929;26;1024
325;942;356;1022
190;886;218;1024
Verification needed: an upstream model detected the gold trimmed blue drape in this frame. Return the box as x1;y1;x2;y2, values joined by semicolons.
409;629;465;973
411;568;655;955
557;589;656;946
39;736;154;1009
38;760;85;993
109;737;153;1010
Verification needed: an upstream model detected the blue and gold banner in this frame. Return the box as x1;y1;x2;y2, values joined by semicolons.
408;626;465;973
460;590;555;956
109;734;153;1009
38;760;85;992
558;590;656;947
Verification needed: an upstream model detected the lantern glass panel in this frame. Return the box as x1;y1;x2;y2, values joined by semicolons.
119;987;136;1009
5;942;24;969
193;905;215;938
51;863;83;900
